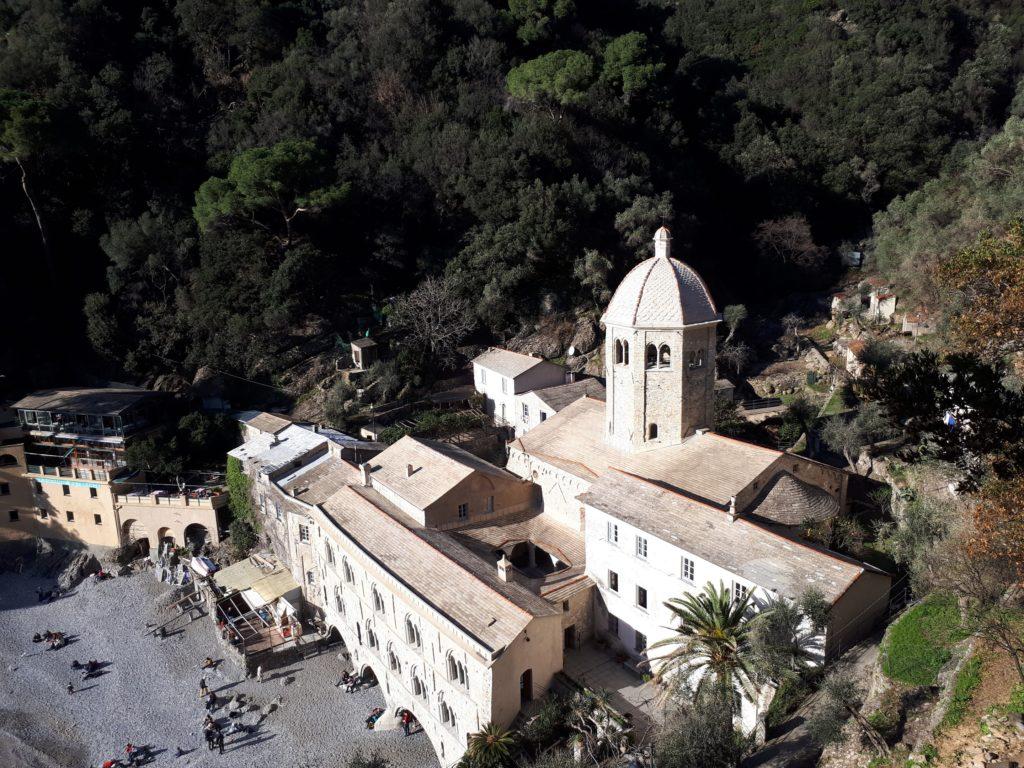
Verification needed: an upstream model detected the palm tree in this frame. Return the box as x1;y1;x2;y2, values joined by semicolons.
461;723;516;768
748;593;821;685
647;581;759;711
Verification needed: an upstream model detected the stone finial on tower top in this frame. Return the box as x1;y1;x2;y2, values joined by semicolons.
654;226;671;259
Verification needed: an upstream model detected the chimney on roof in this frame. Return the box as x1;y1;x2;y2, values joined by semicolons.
497;554;513;582
728;496;737;520
406;463;415;478
360;463;371;487
313;423;319;434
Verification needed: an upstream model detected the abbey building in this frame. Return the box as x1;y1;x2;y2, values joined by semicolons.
230;228;890;763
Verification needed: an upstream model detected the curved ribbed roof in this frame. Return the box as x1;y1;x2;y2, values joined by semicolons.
748;472;841;526
601;227;718;328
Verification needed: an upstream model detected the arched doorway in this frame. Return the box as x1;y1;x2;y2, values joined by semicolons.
156;527;175;553
121;519;150;556
184;523;208;553
359;665;378;687
520;668;533;705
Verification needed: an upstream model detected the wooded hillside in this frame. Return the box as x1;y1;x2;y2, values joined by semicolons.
2;0;1022;395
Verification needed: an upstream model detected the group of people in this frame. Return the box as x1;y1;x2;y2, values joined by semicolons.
198;667;258;755
71;659;103;680
99;742;150;767
35;585;61;603
338;670;366;693
32;629;67;649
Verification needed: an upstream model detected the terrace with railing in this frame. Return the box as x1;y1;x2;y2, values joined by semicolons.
113;487;228;509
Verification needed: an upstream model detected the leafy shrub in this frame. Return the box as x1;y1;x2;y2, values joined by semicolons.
519;695;568;751
228;519;257;559
764;676;813;731
882;594;967;686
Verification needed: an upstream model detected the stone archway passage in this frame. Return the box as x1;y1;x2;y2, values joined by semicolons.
122;519;151;556
184;523;209;553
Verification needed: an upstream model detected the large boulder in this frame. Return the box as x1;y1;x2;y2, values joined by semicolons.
56;552;101;591
570;317;598;354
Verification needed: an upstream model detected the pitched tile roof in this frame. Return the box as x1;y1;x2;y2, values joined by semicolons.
368;436;524;510
529;378;606;412
511;397;780;507
237;411;292;435
452;508;585;567
580;471;869;603
279;454;362;506
318;486;558;655
472;348;559;379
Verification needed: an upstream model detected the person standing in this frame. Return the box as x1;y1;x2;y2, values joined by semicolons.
66;681;74;695
401;710;411;737
199;678;209;697
256;665;263;684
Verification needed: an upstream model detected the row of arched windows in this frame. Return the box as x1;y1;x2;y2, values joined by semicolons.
616;341;706;370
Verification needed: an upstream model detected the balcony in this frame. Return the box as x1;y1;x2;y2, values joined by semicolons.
25;464;112;482
113;489;228;509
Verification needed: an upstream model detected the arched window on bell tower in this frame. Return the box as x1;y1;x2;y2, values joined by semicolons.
614;339;623;364
645;344;657;369
622;340;629;365
658;344;671;368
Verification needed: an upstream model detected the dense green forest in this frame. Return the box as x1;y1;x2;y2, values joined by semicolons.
2;0;1023;397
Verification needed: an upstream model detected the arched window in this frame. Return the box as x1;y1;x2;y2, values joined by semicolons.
372;586;385;613
334;585;344;614
411;667;426;698
325;543;334;564
405;616;422;648
648;423;658;440
365;621;378;649
614;339;623;364
645;344;657;369
447;654;460;681
342;558;354;584
0;454;17;467
659;344;671;368
387;645;400;672
622;340;629;364
457;661;468;687
688;349;705;369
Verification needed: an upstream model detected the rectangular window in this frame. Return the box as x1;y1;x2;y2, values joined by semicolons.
607;614;619;636
93;514;102;525
33;481;42;494
8;509;18;522
89;487;98;499
733;582;749;603
458;503;468;519
607;522;618;544
540;411;547;422
487;495;494;514
635;535;648;559
306;570;316;585
608;570;619;592
62;485;71;496
635;631;647;654
39;509;48;520
636;586;648;610
0;483;9;496
298;524;310;542
66;510;75;523
681;557;695;583
274;502;282;522
522;403;529;421
501;378;508;394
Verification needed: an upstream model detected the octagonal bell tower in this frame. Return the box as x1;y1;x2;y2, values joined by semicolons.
601;227;720;452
